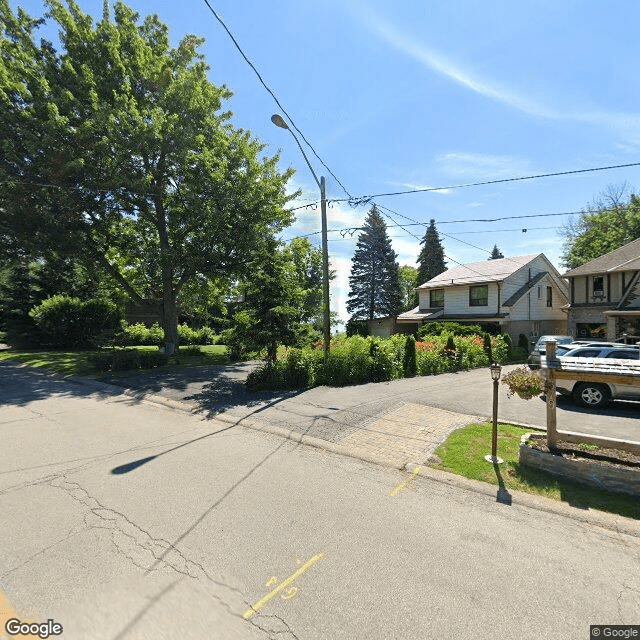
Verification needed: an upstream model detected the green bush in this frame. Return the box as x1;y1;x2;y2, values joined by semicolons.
29;295;122;348
493;334;510;364
117;322;215;347
247;348;321;391
417;322;482;338
483;333;493;362
345;317;369;337
403;335;417;377
89;348;169;372
518;333;530;353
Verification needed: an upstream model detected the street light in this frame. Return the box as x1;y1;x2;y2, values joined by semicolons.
271;114;331;363
485;362;503;464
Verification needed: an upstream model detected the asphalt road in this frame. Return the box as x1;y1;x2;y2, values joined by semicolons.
1;364;639;640
102;363;640;444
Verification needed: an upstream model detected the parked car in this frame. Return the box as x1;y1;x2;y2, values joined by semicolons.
527;335;574;369
548;344;640;408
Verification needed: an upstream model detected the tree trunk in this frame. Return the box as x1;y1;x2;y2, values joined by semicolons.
161;267;179;356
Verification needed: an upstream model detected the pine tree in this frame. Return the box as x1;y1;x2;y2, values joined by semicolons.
347;206;402;320
488;245;504;259
417;219;447;286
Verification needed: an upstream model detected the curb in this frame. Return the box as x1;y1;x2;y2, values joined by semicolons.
10;362;640;540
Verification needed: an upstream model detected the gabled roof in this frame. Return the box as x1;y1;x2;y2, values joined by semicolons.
502;271;547;307
563;238;640;277
417;253;540;288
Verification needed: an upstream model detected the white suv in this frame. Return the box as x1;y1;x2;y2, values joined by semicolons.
552;345;640;408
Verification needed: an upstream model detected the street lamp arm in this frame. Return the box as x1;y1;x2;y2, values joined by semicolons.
271;114;321;189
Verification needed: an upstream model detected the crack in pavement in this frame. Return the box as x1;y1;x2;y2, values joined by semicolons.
46;476;297;639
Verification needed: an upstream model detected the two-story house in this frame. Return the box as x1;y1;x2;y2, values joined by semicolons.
396;253;569;342
563;237;640;342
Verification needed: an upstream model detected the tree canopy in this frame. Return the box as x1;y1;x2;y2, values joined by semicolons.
347;205;401;320
0;0;295;352
398;265;418;311
417;219;446;286
561;186;640;269
488;245;504;259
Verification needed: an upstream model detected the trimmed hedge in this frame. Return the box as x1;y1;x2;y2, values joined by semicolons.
89;349;169;372
117;322;217;346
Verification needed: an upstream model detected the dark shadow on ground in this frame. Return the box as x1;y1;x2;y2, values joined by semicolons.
493;462;512;505
538;393;640;418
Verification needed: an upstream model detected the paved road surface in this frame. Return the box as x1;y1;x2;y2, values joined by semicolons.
1;364;639;639
102;363;640;445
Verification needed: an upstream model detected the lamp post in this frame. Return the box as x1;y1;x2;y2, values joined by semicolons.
485;361;503;464
271;114;331;364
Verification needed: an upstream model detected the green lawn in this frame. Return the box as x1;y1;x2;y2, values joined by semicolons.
431;422;640;520
0;344;230;376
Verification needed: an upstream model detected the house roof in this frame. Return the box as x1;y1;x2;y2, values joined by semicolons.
501;272;547;307
563;238;640;277
416;253;540;288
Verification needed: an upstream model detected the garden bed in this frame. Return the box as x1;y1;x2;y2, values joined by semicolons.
520;433;640;497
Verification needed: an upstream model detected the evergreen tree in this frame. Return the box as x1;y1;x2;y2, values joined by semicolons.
417;219;447;286
488;245;504;259
347;206;402;320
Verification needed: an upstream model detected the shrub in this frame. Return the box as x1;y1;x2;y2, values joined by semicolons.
89;348;168;372
501;366;543;399
246;348;321;391
345;317;369;337
518;333;530;353
483;333;493;362
403;335;417;377
493;334;510;364
29;295;122;348
417;321;482;338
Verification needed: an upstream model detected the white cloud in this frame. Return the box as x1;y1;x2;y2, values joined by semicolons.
352;2;640;139
391;182;452;195
436;151;535;180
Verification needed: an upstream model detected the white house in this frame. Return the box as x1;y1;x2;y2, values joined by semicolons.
396;253;569;342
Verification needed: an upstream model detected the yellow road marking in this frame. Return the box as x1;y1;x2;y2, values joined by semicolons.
0;591;41;639
390;466;422;496
243;553;324;620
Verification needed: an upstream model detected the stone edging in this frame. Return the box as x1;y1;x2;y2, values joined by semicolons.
519;433;640;499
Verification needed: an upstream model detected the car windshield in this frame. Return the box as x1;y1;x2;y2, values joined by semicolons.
534;336;573;351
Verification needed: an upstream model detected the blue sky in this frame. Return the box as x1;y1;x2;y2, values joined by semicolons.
13;0;640;323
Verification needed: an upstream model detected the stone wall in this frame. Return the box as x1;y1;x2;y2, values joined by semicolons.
519;434;640;498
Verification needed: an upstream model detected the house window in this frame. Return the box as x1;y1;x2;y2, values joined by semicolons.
546;286;552;307
469;285;488;307
430;289;444;308
592;276;604;299
537;286;541;299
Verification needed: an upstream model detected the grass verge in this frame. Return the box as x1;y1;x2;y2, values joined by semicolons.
0;345;230;376
431;422;640;520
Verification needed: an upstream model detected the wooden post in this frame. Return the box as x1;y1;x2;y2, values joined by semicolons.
545;340;558;449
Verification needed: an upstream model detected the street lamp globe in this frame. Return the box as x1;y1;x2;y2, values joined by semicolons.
490;361;502;381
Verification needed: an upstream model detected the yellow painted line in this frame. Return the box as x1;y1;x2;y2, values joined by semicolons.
243;553;324;620
390;466;422;496
0;591;41;639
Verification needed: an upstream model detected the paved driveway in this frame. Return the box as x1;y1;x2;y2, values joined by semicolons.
101;363;640;445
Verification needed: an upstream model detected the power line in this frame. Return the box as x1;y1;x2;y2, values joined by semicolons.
201;0;352;199
332;161;640;206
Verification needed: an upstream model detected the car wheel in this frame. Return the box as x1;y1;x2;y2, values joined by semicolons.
573;383;611;408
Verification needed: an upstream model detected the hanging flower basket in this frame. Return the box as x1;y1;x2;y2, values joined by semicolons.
501;366;543;400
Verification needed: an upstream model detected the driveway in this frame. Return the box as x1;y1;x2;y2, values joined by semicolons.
100;363;640;446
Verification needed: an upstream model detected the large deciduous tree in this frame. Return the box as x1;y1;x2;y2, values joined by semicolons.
417;219;446;286
347;205;401;320
561;186;640;269
0;0;294;353
398;265;418;311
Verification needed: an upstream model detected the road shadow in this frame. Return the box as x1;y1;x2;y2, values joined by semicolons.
0;361;128;407
538;394;640;418
493;462;512;505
